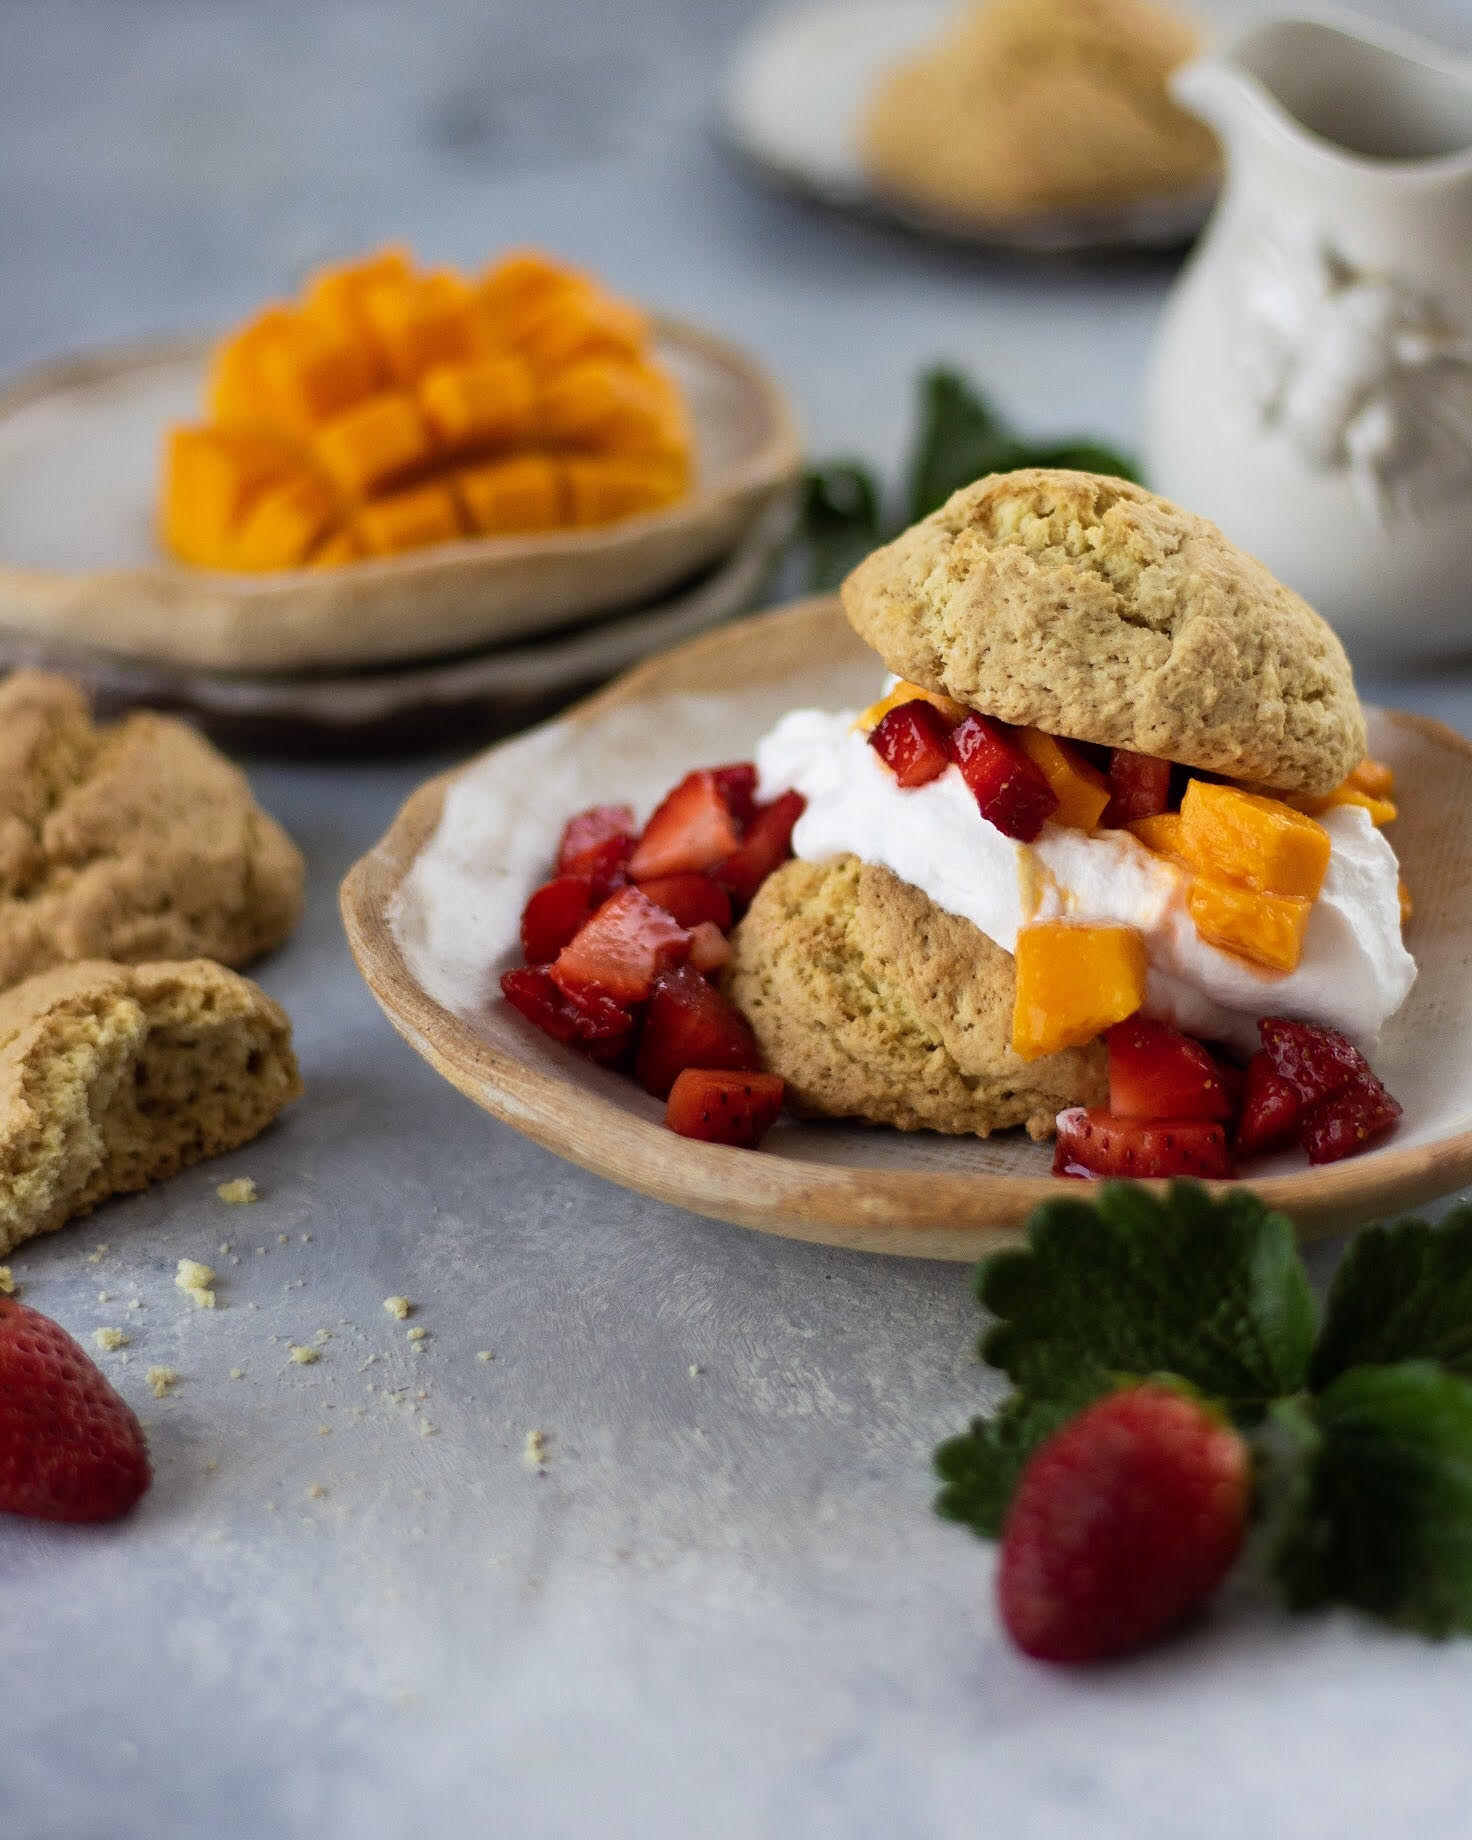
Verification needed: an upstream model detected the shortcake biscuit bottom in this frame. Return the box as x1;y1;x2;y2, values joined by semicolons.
725;854;1105;1138
0;959;302;1256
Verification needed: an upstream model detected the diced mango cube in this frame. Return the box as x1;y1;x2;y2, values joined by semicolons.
353;482;464;556
1326;784;1398;826
541;356;684;454
1179;779;1332;900
303;246;412;353
161;425;298;566
1186;876;1312;974
477;250;585;325
207;306;297;429
1349;757;1395;799
855;679;970;733
1017;730;1110;832
1127;811;1192;868
256;321;378;430
562;455;686;526
1011;922;1148;1061
229;473;337;571
362;271;477;384
418;354;539;452
456;455;566;535
312;393;431;497
504;283;647;375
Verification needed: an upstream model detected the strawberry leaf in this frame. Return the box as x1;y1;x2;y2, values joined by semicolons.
1310;1208;1472;1388
978;1181;1316;1415
1269;1363;1472;1637
934;1366;1115;1538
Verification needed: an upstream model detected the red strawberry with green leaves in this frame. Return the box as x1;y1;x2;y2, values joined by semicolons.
0;1297;151;1523
997;1383;1250;1662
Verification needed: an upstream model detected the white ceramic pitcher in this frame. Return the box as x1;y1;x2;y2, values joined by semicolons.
1143;10;1472;660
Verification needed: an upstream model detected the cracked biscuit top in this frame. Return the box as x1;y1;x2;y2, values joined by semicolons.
841;469;1365;796
0;671;304;991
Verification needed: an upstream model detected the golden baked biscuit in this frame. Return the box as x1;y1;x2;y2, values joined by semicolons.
0;958;302;1256
861;0;1218;222
725;854;1105;1137
842;469;1365;796
0;672;304;990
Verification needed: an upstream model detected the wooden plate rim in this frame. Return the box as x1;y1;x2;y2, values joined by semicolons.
340;597;1472;1259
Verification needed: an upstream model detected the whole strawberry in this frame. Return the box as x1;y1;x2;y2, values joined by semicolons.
0;1297;151;1523
997;1383;1249;1662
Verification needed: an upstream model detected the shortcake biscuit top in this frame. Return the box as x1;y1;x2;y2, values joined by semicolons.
841;470;1365;796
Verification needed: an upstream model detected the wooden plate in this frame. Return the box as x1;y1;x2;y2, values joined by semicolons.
341;597;1472;1259
721;0;1215;255
0;490;795;753
0;319;801;675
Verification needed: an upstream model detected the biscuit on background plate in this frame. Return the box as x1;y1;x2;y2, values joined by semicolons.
0;671;303;991
0;958;301;1256
842;470;1365;796
726;854;1106;1138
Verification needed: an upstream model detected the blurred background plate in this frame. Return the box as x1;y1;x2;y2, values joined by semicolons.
721;0;1216;254
0;489;797;754
0;317;801;674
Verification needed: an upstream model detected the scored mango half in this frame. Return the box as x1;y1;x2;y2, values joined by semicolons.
161;247;694;572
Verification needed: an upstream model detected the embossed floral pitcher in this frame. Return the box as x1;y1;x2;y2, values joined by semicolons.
1144;10;1472;659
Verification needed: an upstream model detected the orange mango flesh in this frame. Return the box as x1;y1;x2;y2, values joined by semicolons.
1011;922;1147;1061
854;679;970;732
1290;758;1397;827
1016;729;1110;832
1126;811;1192;868
1178;780;1332;900
1186;876;1312;975
162;247;693;571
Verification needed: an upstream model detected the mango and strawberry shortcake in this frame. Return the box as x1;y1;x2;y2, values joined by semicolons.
726;470;1413;1175
498;469;1412;1175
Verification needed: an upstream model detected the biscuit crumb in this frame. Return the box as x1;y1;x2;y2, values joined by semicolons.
146;1366;180;1398
383;1296;412;1321
307;1483;328;1501
92;1327;128;1352
288;1344;320;1365
0;1267;13;1295
216;1178;258;1206
87;1244;110;1264
419;1421;438;1438
688;1363;703;1377
406;1326;428;1344
127;1298;142;1311
175;1258;218;1309
476;1349;494;1362
97;1290;110;1304
229;1367;245;1380
203;1457;219;1475
313;1328;333;1345
523;1429;549;1471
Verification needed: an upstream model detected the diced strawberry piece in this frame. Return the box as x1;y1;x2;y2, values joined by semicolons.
1234;1051;1304;1157
627;772;743;881
1300;1069;1402;1165
948;713;1059;842
1103;750;1174;826
868;699;953;788
1106;1016;1235;1122
1259;1016;1372;1107
635;962;761;1099
557;804;636;878
519;875;597;965
1209;1049;1246;1117
1053;1107;1233;1180
500;965;639;1066
687;921;732;974
634;873;733;932
550;886;691;1005
711;763;759;828
715;790;807;910
666;1069;785;1148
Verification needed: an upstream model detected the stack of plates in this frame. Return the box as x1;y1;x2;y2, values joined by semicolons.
0;320;802;748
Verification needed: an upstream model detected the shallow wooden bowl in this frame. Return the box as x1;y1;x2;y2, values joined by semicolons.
0;319;801;674
341;597;1472;1260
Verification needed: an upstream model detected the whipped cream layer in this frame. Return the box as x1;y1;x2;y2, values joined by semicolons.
756;708;1417;1053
